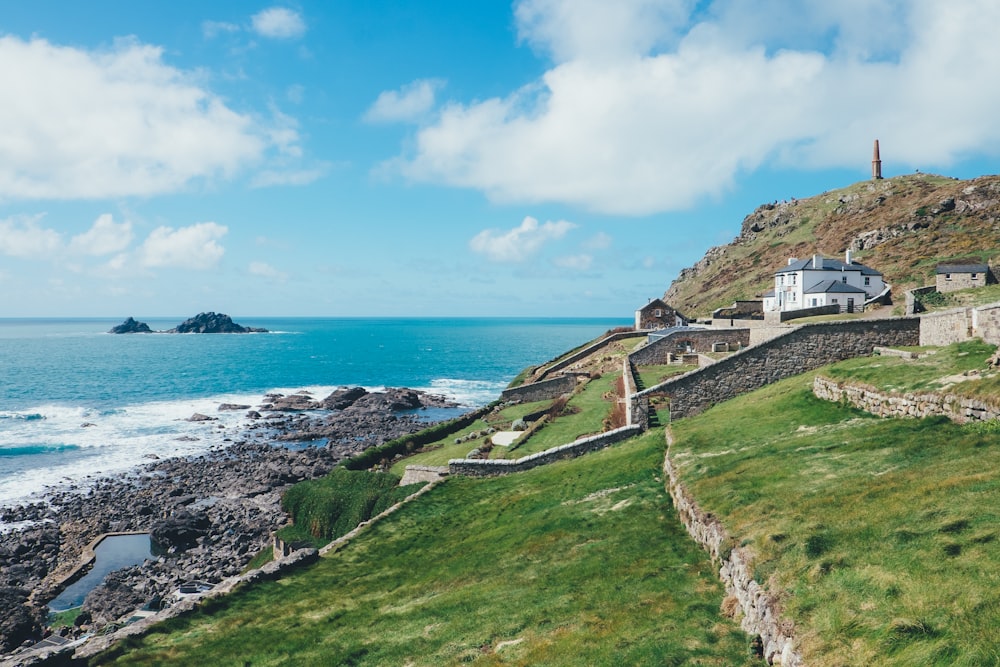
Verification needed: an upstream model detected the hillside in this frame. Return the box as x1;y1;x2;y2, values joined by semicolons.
664;173;1000;316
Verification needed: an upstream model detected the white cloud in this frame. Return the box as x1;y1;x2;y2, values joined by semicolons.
553;254;593;270
202;20;240;39
469;216;575;263
365;79;444;124
251;8;306;39
391;0;1000;215
0;216;62;258
69;214;133;256
0;35;295;200
249;261;288;281
140;222;227;269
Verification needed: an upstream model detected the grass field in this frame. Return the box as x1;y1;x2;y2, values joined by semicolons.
670;370;1000;666
94;432;762;667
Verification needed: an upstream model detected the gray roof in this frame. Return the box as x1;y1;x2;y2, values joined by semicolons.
778;257;882;276
761;289;775;298
936;263;989;274
804;279;867;295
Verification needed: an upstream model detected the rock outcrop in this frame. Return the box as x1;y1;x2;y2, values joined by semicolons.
108;317;152;334
168;312;267;334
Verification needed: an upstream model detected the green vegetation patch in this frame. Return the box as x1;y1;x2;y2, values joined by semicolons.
823;339;996;395
671;371;1000;666
279;468;425;544
94;432;761;667
495;373;620;457
635;364;697;391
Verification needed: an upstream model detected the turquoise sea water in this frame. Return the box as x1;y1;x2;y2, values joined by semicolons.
0;317;628;511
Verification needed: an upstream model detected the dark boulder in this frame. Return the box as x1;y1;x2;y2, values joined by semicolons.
150;510;211;551
319;386;368;410
108;317;153;334
0;587;41;653
168;312;267;334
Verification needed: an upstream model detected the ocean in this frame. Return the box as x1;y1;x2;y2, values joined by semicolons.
0;317;628;514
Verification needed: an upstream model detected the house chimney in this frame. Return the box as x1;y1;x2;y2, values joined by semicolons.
788;257;797;266
845;249;853;264
812;253;822;269
872;139;882;180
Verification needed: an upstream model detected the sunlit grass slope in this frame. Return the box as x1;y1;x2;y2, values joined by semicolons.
671;371;1000;666
95;432;762;667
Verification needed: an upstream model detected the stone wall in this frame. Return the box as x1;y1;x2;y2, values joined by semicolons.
639;318;920;419
630;329;750;365
917;301;1000;346
919;307;974;346
778;304;839;322
813;375;1000;423
533;332;645;382
663;429;801;666
501;374;578;403
937;272;988;293
448;425;641;477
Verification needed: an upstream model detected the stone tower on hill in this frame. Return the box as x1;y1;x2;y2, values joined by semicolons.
872;139;882;180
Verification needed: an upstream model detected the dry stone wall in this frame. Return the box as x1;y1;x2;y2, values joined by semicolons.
630;328;750;365
918;301;1000;346
639;318;920;419
501;374;578;403
663;430;802;666
533;331;644;381
448;425;641;477
813;375;1000;423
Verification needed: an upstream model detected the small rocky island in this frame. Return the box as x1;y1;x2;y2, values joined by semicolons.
109;312;267;334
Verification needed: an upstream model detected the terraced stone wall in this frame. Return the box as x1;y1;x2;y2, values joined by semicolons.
640;318;920;419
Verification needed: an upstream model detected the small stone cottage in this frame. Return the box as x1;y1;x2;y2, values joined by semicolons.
635;298;687;330
936;263;994;293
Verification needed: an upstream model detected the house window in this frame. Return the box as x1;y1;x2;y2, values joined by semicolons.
972;273;979;280
832;298;839;304
811;298;818;307
842;276;848;283
864;276;870;286
792;275;797;285
946;273;952;280
653;309;662;317
779;275;784;285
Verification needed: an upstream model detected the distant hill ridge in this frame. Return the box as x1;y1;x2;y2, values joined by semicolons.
664;173;1000;316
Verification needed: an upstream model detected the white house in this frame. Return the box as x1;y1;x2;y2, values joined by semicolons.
762;251;886;313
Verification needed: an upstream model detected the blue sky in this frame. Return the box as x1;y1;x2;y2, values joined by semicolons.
1;1;998;318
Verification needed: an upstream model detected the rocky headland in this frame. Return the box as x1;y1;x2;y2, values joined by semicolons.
0;385;458;656
108;312;268;334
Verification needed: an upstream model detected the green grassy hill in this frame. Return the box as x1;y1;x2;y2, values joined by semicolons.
670;343;1000;665
664;173;1000;317
93;432;761;666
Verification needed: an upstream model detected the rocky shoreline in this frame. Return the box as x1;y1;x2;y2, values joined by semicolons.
0;385;459;658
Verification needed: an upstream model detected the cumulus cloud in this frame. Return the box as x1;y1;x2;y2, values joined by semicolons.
249;261;288;281
392;0;1000;215
365;79;444;123
0;216;62;258
140;222;227;269
584;232;613;250
251;8;306;39
69;214;133;256
0;35;295;200
469;216;575;263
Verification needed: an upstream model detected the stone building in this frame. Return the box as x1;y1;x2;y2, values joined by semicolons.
634;298;687;330
935;263;994;293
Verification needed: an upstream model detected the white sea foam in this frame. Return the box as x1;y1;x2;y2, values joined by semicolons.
421;378;507;407
0;391;268;510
